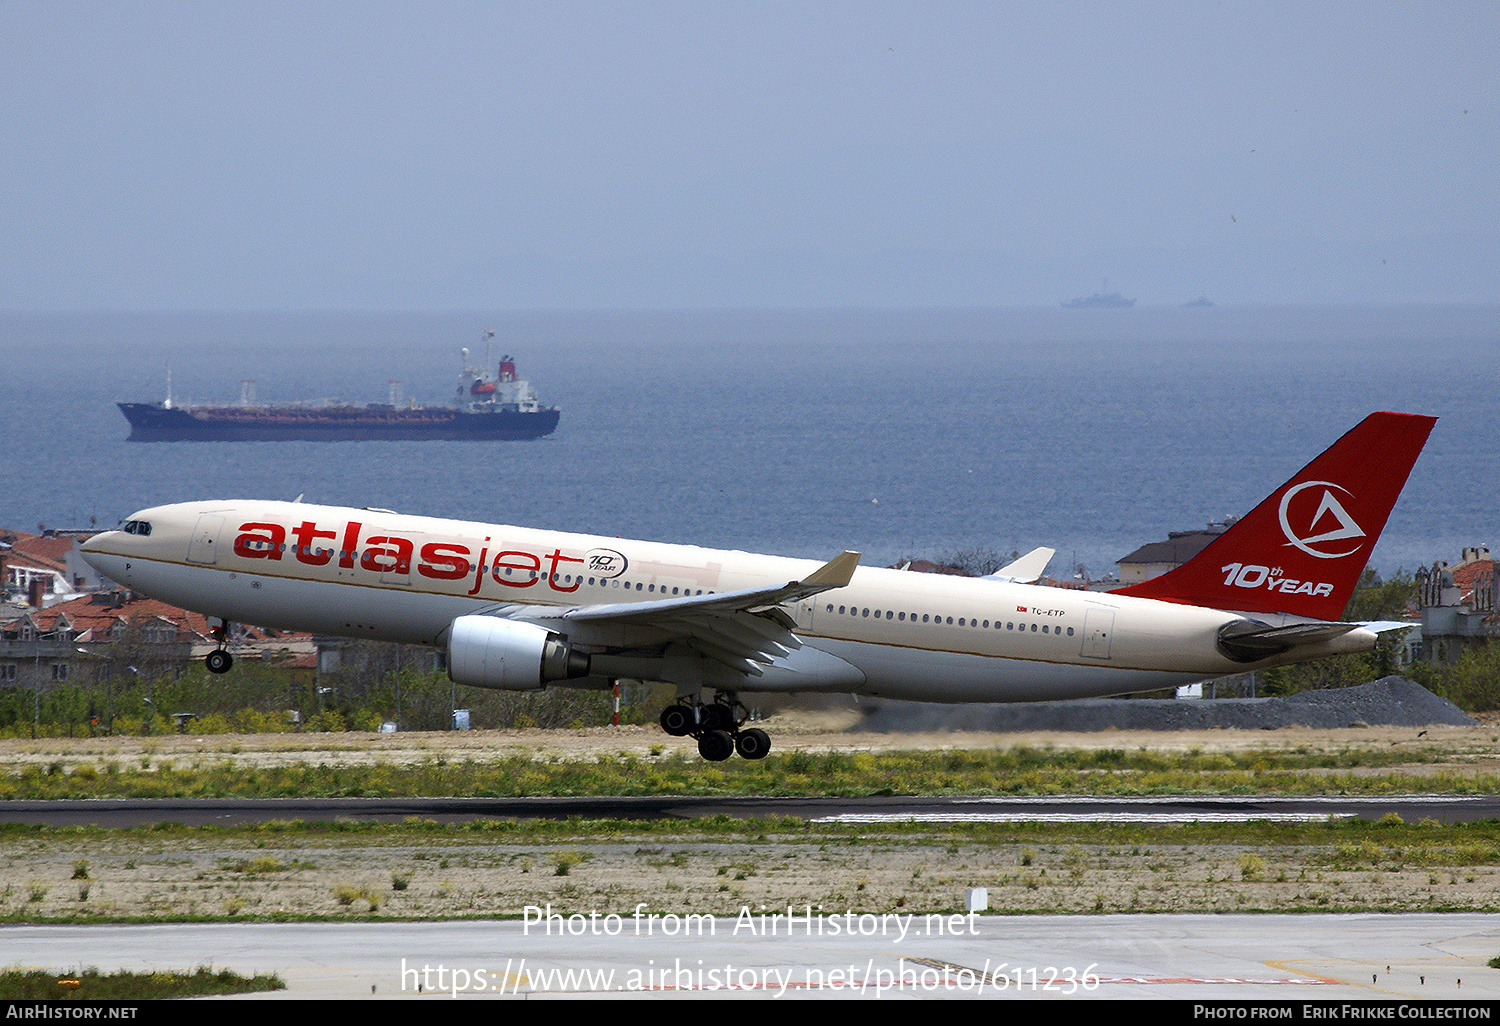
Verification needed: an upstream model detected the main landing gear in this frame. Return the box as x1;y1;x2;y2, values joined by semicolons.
659;693;770;762
205;621;234;675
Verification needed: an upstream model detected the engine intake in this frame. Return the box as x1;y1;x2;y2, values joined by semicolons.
446;615;591;690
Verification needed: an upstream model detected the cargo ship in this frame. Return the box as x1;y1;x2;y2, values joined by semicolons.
1060;291;1136;309
118;338;560;442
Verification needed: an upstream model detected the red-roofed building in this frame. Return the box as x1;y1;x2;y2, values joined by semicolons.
1417;545;1498;664
1;589;317;693
0;527;112;607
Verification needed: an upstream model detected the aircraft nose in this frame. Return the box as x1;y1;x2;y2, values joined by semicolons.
80;540;109;572
80;530;128;577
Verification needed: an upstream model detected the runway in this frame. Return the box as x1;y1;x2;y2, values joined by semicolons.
6;914;1498;1001
3;793;1499;827
7;794;1498;1003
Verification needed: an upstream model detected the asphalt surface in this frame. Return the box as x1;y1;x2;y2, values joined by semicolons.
4;793;1500;827
7;914;1498;1001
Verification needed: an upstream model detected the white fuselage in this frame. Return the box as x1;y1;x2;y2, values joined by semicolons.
80;500;1376;703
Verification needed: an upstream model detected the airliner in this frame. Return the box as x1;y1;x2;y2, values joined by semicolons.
80;411;1436;761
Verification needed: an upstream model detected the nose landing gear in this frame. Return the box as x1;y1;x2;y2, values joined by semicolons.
658;693;770;761
205;621;234;674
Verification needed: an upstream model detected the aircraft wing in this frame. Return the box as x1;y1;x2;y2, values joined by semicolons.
983;546;1056;583
487;550;861;677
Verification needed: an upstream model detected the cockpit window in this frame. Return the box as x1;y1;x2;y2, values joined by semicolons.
122;520;152;536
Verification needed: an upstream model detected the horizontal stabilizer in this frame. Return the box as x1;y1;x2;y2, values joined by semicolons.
1359;620;1415;635
1216;619;1364;662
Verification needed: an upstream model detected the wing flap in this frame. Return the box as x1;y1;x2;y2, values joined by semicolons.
680;616;800;659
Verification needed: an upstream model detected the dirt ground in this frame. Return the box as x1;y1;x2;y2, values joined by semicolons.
3;715;1499;921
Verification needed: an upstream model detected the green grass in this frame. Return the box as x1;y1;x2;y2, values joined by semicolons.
3;744;1497;799
5;742;1499;925
0;965;284;999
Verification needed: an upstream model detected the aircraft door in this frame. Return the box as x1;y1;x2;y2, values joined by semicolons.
187;514;225;565
1080;608;1115;660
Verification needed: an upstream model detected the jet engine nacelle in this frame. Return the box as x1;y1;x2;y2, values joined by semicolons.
446;615;591;691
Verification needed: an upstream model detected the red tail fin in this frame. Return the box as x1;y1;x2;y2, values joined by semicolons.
1114;412;1436;621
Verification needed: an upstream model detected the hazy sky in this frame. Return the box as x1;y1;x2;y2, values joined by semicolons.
5;2;1496;310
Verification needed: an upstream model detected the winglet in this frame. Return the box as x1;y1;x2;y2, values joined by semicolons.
798;551;861;592
984;546;1055;583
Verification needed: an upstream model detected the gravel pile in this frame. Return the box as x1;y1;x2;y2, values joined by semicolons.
856;676;1479;733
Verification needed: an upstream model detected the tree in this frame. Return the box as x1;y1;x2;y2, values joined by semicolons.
1434;641;1500;712
1341;568;1418;622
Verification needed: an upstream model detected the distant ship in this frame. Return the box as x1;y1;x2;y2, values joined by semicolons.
1061;292;1136;309
118;334;560;442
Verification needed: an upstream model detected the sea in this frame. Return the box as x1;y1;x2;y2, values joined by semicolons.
1;305;1495;584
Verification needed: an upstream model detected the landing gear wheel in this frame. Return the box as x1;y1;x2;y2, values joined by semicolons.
702;703;736;731
659;704;694;737
697;730;735;762
735;727;771;760
205;649;233;675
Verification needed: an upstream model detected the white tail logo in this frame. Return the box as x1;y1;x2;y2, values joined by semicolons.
1278;481;1366;559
